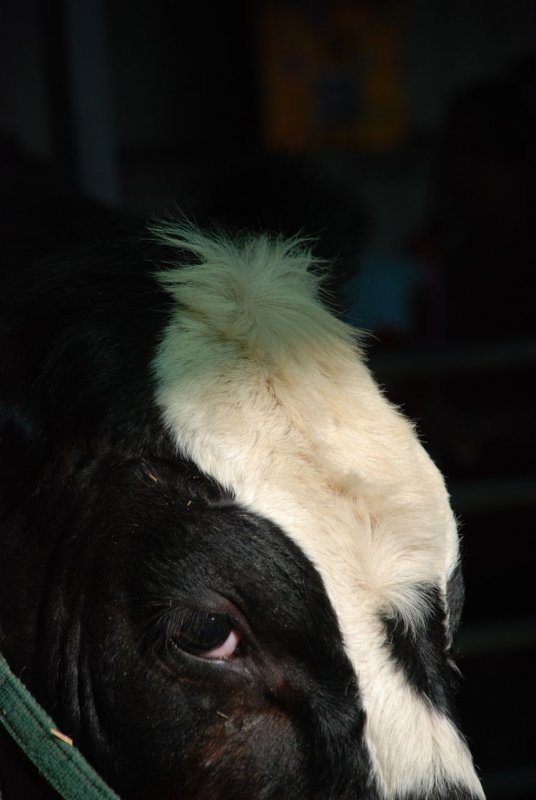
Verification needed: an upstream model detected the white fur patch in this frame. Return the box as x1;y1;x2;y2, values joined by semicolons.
151;224;484;799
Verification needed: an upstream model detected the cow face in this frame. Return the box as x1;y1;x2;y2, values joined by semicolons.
0;225;484;799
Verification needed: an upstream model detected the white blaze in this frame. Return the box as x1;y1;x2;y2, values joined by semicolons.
151;224;484;799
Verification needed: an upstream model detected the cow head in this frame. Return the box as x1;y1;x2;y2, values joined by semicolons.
0;224;484;799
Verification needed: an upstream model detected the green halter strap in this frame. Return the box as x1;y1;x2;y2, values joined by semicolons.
0;654;120;800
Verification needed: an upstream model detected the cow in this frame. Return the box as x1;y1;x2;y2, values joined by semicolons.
0;222;484;799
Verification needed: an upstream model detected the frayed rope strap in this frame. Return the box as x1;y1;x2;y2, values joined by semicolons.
0;654;119;799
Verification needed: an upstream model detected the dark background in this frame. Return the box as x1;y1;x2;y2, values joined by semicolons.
1;2;535;798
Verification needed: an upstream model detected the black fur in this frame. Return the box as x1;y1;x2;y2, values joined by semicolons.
382;584;463;715
446;561;466;639
0;233;377;799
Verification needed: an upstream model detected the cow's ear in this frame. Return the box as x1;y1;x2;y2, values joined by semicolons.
0;400;46;512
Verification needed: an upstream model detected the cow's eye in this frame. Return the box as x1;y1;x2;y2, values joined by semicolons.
173;611;241;660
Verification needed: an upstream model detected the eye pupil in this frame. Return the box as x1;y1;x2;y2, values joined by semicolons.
175;612;232;654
